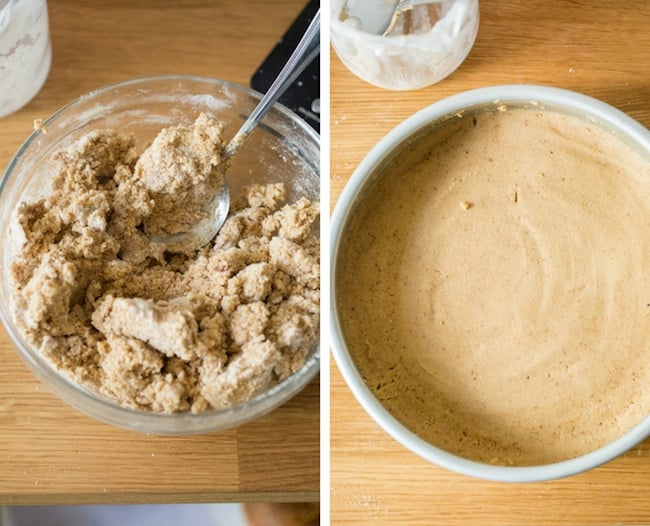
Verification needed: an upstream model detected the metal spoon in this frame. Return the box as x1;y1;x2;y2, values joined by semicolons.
381;0;442;36
157;9;320;249
225;9;320;159
341;0;440;36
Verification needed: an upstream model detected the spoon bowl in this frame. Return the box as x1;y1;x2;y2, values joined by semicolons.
154;9;320;250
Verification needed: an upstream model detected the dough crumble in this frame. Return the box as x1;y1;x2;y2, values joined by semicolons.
11;114;320;413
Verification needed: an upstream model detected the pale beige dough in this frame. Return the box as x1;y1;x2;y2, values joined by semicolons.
135;112;227;238
337;108;650;465
11;114;320;413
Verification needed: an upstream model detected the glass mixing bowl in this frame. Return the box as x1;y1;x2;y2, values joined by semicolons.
0;75;320;434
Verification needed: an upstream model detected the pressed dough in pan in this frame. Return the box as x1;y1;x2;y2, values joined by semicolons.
337;108;650;465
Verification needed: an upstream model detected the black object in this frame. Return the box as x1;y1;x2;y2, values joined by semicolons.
251;0;320;132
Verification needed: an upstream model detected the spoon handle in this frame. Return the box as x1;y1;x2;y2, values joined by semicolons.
382;0;444;36
225;9;321;158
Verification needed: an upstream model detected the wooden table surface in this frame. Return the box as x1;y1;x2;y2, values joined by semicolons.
0;0;319;505
330;1;650;524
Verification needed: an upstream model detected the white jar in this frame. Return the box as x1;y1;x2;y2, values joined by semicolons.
0;0;51;118
331;0;479;90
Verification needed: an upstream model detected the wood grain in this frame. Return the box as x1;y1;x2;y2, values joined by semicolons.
0;0;318;505
330;0;650;523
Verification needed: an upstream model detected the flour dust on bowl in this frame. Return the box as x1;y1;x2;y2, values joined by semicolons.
0;75;320;434
330;85;650;482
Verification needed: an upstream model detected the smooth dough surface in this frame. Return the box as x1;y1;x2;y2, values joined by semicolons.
337;108;650;465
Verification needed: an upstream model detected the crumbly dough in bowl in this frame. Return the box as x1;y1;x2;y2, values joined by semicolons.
10;114;320;414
